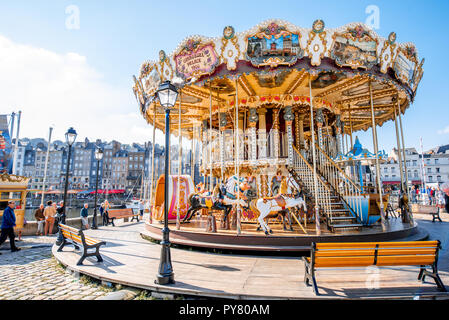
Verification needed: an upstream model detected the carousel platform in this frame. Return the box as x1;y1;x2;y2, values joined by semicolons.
52;214;449;299
142;216;427;252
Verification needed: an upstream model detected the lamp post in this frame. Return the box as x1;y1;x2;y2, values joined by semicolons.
56;127;77;245
155;80;178;285
91;148;103;229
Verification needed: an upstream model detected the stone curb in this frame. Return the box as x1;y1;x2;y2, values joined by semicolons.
95;288;141;300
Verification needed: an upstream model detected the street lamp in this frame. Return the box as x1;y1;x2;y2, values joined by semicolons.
155;80;178;285
56;127;77;245
91;147;103;229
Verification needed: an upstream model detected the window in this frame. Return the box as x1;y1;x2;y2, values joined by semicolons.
437;176;442;182
384;167;388;173
413;160;417;166
435;159;439;164
427;168;431;173
436;168;440;173
429;176;433;182
391;167;395;172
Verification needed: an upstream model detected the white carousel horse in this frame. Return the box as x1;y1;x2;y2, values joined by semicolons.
250;176;307;235
222;175;250;208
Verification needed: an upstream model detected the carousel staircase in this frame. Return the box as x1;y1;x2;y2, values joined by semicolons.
289;146;364;232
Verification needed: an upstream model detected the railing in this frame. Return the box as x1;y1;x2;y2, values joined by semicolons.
291;146;333;221
202;129;289;168
313;142;364;222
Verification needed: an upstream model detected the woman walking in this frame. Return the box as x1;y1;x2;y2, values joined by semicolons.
103;200;110;226
43;201;57;236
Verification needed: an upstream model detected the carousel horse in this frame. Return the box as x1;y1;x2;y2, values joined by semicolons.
250;176;307;235
182;175;250;223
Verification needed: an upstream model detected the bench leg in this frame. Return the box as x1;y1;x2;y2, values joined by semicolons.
418;265;425;281
421;265;447;292
95;246;103;262
77;250;87;266
57;239;67;252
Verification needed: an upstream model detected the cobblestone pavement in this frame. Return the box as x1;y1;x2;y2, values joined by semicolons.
0;235;113;300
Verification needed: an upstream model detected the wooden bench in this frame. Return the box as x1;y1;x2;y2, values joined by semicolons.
107;208;139;226
303;241;446;295
57;224;106;266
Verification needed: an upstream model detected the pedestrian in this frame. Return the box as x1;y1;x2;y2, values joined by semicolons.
56;201;65;224
103;200;110;226
99;202;105;226
0;201;21;254
80;203;89;230
34;204;45;236
139;200;145;218
43;200;57;236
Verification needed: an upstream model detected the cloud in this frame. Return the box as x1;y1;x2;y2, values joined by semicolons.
437;126;449;135
0;34;156;145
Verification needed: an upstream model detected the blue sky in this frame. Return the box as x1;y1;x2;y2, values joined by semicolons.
0;0;448;153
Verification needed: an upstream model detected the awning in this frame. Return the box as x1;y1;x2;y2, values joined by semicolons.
382;181;400;185
77;189;94;195
89;189;125;194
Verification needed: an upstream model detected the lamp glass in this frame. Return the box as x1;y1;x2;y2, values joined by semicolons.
65;127;77;146
156;81;178;109
95;149;104;161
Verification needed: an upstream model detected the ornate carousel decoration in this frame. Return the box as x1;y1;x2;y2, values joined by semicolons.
132;19;424;248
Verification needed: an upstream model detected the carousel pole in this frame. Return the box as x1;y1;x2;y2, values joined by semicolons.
369;80;387;229
397;97;413;223
209;85;213;192
148;105;157;224
348;104;353;148
191;122;195;181
218;92;224;183
176;90;182;230
235;76;241;235
393;97;405;195
309;74;321;236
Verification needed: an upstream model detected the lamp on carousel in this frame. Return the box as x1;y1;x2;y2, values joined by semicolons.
56;127;77;246
155;80;179;285
91;147;104;230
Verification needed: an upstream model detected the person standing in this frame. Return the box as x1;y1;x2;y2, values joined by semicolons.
99;202;105;226
80;203;89;230
103;200;110;226
34;204;45;236
0;201;21;254
43;200;57;236
139;200;144;219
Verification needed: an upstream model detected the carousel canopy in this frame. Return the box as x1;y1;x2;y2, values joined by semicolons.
133;19;424;139
334;136;387;165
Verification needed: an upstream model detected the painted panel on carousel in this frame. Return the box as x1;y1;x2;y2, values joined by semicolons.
393;45;421;89
330;25;378;70
174;39;219;81
245;22;304;68
152;174;195;222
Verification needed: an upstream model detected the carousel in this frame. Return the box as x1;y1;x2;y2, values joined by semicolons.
133;19;425;251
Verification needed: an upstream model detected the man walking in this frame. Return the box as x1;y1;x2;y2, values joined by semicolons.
80;203;89;230
0;201;21;254
34;204;45;236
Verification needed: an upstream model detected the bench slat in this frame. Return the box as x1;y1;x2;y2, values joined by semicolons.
316;241;439;250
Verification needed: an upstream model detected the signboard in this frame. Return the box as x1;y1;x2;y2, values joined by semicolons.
246;23;304;68
0;115;13;174
175;41;219;80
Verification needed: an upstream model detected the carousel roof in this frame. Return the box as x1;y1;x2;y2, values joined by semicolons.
334;136;387;165
132;19;424;139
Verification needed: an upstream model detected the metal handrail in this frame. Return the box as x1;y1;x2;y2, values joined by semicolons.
291;145;333;220
312;141;363;221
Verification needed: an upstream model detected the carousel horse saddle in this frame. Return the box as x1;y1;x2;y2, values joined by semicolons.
198;195;215;208
263;195;286;209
